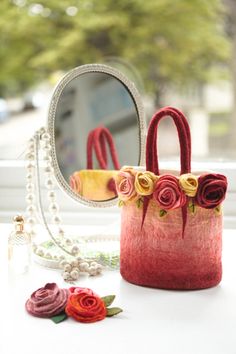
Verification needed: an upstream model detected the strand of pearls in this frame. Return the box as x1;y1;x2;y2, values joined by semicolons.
41;129;80;256
25;127;103;281
25;136;38;238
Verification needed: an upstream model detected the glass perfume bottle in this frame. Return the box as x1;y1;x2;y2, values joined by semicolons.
8;215;31;274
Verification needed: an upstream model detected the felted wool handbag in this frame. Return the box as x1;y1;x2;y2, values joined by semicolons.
116;106;228;290
70;126;119;201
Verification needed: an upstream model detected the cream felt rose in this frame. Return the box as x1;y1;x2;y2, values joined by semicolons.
134;171;158;196
179;173;198;197
153;174;187;210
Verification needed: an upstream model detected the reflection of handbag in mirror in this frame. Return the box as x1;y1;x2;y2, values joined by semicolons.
70;126;120;201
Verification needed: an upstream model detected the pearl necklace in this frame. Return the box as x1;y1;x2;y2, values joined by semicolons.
25;127;102;281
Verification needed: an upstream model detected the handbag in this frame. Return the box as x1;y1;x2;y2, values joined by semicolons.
70;126;119;201
116;106;228;290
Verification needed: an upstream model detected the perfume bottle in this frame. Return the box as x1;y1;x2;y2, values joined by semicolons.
8;215;31;274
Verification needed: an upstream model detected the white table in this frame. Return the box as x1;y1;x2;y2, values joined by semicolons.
3;225;236;354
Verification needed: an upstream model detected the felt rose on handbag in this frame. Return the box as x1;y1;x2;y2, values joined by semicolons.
196;173;227;209
25;283;69;318
65;290;107;323
179;173;198;197
135;171;158;196
116;167;138;202
153;174;187;210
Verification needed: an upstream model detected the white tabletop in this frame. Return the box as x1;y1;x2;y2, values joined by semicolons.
3;225;236;354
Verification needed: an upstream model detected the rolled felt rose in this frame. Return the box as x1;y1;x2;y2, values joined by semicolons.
134;171;158;196
196;173;227;209
69;287;97;296
115;167;138;202
179;173;198;197
69;174;81;193
25;283;69;318
119;166;136;175
65;291;107;323
153;174;187;210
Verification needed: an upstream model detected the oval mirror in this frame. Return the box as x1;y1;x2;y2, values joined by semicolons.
48;64;146;207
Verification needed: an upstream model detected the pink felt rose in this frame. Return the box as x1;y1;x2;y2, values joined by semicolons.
25;283;69;318
196;173;227;209
69;287;97;296
115;168;138;202
69;174;81;193
153;174;187;210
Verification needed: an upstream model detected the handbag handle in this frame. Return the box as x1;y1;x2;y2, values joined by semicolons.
87;126;120;170
146;106;191;175
87;128;107;169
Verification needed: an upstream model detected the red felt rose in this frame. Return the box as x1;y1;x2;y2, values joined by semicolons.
153;174;187;210
196;173;227;209
65;291;107;323
25;283;69;318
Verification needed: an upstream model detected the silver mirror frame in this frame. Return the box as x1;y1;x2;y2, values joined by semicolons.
48;63;146;208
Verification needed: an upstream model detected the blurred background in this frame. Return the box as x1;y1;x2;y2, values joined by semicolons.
0;0;235;162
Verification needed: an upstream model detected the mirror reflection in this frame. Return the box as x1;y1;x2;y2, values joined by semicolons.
55;72;140;202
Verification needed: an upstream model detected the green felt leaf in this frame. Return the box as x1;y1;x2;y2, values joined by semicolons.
215;205;222;215
50;312;68;324
136;198;144;209
188;202;196;215
106;307;123;317
159;209;167;217
101;295;116;307
118;200;124;207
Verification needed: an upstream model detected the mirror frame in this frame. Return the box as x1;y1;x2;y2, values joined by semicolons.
48;63;146;208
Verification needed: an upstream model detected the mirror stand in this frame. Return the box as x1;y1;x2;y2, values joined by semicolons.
24;63;146;282
25;127;120;279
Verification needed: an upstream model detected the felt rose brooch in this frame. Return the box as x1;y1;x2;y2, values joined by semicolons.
26;283;122;324
25;283;69;318
65;289;107;323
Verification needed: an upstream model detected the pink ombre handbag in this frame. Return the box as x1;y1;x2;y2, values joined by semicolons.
117;107;228;290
